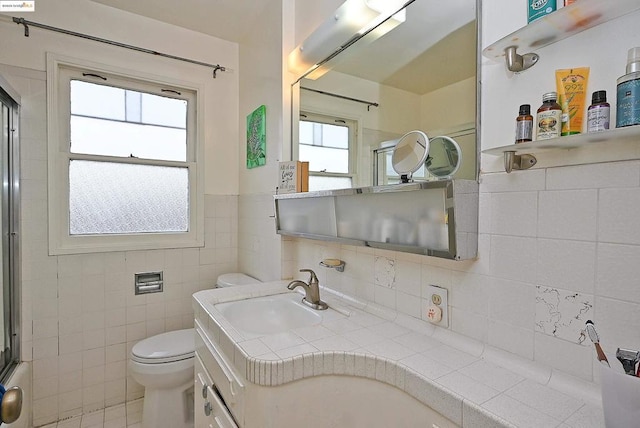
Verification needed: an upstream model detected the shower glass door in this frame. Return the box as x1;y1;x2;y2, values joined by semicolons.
0;82;19;380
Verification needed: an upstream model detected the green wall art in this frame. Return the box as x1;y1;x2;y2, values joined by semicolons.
246;104;266;169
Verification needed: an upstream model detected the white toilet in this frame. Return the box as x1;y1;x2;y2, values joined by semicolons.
129;273;260;428
216;272;261;288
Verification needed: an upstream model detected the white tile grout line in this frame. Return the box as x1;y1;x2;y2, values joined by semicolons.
41;399;144;428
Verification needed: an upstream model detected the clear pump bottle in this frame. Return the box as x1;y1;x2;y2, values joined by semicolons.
617;47;640;128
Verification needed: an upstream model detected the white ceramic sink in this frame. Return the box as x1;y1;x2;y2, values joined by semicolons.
215;293;322;336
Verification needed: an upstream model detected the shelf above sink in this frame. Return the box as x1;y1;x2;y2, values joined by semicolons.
482;126;640;172
483;126;640;156
483;0;640;71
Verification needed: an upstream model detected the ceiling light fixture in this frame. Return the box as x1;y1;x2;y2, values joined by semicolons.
288;0;408;80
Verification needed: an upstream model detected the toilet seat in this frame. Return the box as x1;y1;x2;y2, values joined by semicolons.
131;328;194;364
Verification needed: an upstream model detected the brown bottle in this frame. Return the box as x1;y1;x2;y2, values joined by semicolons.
536;92;562;140
515;104;533;143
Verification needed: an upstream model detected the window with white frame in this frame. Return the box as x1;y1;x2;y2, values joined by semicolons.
48;58;203;254
298;111;356;191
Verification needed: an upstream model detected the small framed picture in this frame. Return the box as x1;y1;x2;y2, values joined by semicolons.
246;105;266;169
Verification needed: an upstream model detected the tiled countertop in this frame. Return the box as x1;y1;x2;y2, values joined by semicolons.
193;281;605;428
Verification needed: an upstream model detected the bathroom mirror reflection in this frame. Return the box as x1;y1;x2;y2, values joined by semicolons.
391;130;429;182
425;136;462;179
291;0;478;191
373;133;464;186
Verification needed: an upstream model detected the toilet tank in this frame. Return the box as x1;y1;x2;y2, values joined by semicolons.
216;273;261;288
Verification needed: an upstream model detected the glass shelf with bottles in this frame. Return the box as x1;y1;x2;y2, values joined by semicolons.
483;0;640;72
482;125;640;156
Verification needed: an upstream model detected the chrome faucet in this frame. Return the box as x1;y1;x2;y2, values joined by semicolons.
287;269;328;310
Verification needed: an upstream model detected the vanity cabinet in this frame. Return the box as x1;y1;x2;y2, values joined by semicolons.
193;291;460;427
274;180;478;260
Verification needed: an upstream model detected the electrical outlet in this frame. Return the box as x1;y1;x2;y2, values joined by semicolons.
424;284;448;328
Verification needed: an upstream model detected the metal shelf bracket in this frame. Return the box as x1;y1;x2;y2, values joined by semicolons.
504;151;537;173
505;46;539;72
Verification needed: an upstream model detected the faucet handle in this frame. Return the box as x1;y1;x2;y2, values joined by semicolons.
299;269;318;284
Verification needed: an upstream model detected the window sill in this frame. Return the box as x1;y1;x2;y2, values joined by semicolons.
49;232;204;255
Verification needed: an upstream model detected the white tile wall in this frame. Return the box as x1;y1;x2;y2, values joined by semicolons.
289;161;640;390
595;243;640;304
487;319;534;360
9;67;240;426
489;236;537;282
538;190;598;241
238;194;281;282
536;239;596;294
489;191;537;237
598;188;640;244
546;161;640;190
489;278;535;330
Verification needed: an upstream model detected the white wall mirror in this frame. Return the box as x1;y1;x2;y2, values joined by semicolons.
290;0;478;191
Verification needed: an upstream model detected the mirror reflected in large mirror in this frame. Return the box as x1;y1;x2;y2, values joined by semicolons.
291;0;478;191
391;130;429;182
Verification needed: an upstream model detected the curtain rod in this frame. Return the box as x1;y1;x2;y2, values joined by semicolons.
11;17;228;78
301;86;379;111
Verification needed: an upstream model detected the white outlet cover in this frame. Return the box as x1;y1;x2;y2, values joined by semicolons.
425;284;448;328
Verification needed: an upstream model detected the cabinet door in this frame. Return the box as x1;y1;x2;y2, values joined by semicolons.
206;384;238;428
195;353;239;428
195;354;215;428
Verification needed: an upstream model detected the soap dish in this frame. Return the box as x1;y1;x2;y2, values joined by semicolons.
319;258;345;272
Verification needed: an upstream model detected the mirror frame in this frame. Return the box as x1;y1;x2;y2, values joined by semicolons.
289;0;482;184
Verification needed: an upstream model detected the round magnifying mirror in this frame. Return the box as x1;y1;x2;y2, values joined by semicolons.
424;136;462;179
391;130;429;182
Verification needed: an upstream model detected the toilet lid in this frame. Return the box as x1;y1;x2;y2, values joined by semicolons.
217;273;260;287
131;328;195;364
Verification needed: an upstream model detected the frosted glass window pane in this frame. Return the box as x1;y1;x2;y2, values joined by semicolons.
70;116;186;161
299;145;348;173
71;80;125;120
69;160;188;235
309;176;352;191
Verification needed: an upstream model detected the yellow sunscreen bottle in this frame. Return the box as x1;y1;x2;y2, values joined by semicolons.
556;67;590;135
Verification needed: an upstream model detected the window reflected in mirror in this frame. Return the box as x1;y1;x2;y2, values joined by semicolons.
292;0;478;189
299;112;356;191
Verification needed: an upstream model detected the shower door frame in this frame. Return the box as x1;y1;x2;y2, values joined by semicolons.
0;76;21;381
